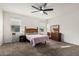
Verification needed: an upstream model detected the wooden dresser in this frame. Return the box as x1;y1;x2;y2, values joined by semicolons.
51;32;61;41
47;25;61;42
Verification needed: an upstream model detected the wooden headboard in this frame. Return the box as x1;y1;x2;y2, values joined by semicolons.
25;27;38;34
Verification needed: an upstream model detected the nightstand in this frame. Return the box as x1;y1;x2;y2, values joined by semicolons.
19;35;26;42
47;32;51;39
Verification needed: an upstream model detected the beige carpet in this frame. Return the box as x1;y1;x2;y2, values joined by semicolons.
0;40;79;56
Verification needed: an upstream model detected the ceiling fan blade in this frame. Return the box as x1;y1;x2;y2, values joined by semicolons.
43;9;53;11
43;3;47;7
32;11;40;13
32;5;40;10
43;11;48;15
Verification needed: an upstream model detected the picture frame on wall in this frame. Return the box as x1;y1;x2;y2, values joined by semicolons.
11;25;20;32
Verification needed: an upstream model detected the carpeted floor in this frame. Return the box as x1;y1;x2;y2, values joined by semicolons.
0;40;79;56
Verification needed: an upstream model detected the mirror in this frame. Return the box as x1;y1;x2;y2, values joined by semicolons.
50;25;59;33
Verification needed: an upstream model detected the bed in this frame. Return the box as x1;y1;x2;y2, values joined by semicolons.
25;27;49;46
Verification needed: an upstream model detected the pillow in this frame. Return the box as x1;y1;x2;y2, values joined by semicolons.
26;32;38;35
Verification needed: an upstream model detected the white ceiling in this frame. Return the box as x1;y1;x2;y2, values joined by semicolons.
0;3;79;20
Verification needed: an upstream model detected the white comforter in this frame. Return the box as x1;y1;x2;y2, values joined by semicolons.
26;34;49;46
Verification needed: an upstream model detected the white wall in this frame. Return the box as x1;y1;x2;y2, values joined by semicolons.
0;9;3;45
48;10;79;45
3;11;47;43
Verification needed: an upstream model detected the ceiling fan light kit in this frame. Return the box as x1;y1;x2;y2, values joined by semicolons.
40;11;43;14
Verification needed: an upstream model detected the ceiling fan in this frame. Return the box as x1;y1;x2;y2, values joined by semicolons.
31;3;54;15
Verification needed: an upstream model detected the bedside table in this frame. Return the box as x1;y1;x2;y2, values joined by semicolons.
19;35;26;42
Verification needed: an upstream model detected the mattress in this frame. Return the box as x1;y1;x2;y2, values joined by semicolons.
26;34;49;46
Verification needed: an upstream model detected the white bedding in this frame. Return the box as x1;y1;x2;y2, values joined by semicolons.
26;34;49;46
